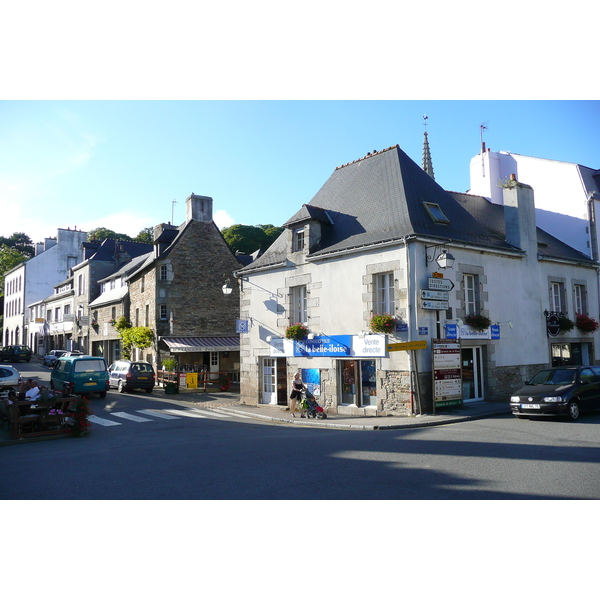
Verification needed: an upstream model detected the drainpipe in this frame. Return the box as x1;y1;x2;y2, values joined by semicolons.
404;238;422;415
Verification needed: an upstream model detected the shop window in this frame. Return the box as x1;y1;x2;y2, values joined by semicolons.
374;272;395;315
290;285;307;324
551;342;593;367
339;360;377;407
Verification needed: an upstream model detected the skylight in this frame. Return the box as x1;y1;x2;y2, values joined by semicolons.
423;202;450;224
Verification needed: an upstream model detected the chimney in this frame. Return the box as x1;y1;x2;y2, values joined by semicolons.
503;174;537;255
186;194;213;223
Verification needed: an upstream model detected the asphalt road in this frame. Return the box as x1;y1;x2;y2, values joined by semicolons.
2;361;600;499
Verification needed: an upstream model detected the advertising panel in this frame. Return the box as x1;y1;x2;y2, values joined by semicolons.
432;339;462;408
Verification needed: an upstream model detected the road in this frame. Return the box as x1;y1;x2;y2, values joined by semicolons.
2;361;600;499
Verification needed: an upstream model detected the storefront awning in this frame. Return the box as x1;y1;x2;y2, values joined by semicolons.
162;336;240;353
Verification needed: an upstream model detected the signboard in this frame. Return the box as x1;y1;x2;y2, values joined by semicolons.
236;319;249;333
269;335;385;358
420;289;449;301
351;335;386;357
445;323;501;340
421;299;449;310
428;277;454;291
546;313;560;337
295;335;352;357
387;340;428;352
432;339;462;408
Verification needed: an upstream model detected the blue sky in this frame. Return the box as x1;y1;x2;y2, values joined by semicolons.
1;100;598;244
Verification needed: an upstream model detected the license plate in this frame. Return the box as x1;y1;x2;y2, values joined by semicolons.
138;376;147;379
521;403;540;409
84;382;97;386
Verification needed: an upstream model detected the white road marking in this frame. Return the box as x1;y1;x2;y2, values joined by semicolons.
111;411;153;422
160;409;209;419
189;408;231;419
88;415;122;427
136;409;181;420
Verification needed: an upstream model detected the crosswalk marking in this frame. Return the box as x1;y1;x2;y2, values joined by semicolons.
189;408;231;419
111;411;153;423
88;415;122;427
136;409;181;420
160;408;209;419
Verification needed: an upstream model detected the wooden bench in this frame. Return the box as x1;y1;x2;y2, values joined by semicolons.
5;397;77;440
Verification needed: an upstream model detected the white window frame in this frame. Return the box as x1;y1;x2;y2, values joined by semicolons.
574;284;586;315
293;227;305;252
375;272;395;315
159;304;167;320
160;265;168;281
290;285;307;324
551;281;563;313
464;274;477;315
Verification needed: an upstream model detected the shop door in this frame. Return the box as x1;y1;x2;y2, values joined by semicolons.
261;358;278;405
276;359;288;405
461;347;483;402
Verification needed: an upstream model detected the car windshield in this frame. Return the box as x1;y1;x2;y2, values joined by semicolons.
529;369;577;385
132;363;153;372
74;360;106;373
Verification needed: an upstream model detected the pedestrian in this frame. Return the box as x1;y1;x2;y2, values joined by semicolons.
289;372;305;418
25;379;40;401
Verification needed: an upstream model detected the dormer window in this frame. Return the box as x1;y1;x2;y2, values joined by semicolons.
423;202;450;224
293;227;305;252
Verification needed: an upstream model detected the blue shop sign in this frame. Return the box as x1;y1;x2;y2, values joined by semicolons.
294;335;352;357
445;324;458;339
490;324;500;339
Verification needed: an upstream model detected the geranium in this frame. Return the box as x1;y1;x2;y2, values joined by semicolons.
369;314;396;334
576;313;599;334
465;314;492;331
285;323;309;340
68;397;92;437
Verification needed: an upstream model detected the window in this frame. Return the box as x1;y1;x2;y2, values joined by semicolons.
145;304;149;326
550;281;565;313
574;284;586;315
293;227;305;252
77;273;86;295
160;265;168;280
290;285;307;324
423;202;450;224
375;272;395;315
64;304;70;315
211;351;218;367
464;274;478;315
55;307;61;321
135;308;139;327
159;304;167;320
47;309;52;322
141;275;145;293
111;307;117;321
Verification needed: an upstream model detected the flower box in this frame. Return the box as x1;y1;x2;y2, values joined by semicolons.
285;323;308;340
369;314;396;334
576;313;599;334
464;314;492;331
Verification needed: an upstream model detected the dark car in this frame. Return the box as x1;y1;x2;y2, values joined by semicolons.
0;345;32;363
108;360;155;393
510;365;600;421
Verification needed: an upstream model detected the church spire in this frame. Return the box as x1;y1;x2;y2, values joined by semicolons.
422;115;435;180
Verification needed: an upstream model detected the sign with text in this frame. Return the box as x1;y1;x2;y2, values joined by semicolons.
270;335;386;358
421;299;449;310
428;277;454;291
432;339;462;408
387;340;428;352
420;289;449;301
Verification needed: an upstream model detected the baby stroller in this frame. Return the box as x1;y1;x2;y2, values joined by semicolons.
301;390;327;419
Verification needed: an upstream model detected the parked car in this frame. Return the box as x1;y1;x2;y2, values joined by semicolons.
43;349;68;367
51;355;109;398
0;364;22;398
0;345;32;363
108;360;155;393
510;365;600;421
62;351;84;358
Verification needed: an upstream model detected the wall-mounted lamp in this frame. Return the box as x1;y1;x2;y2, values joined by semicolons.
425;245;455;269
266;335;272;342
222;278;233;295
358;330;369;339
307;333;315;340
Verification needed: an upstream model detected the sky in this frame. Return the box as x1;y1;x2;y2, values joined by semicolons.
1;100;599;245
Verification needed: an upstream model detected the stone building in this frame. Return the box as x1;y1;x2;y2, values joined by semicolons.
125;194;242;379
236;145;599;415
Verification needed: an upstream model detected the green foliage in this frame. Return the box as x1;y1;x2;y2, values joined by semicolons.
0;232;34;257
134;227;154;244
162;357;177;372
0;245;29;295
369;314;396;334
113;316;131;332
221;224;283;255
285;323;308;340
465;314;492;331
558;316;575;333
119;326;154;360
87;227;133;242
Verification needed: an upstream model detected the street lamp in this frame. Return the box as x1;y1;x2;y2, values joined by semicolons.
425;245;455;269
222;278;233;295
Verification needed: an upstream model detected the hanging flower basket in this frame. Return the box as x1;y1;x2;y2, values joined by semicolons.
285;323;309;340
465;314;492;331
369;314;396;334
558;316;575;333
576;313;599;334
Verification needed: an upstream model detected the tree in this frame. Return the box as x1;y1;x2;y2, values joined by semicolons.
0;245;29;295
112;316;154;360
221;224;283;255
87;228;133;242
0;232;35;258
134;227;154;244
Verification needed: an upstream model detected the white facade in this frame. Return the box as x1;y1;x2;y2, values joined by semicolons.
469;150;600;258
3;228;87;349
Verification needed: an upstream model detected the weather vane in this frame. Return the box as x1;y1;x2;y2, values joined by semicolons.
423;114;428;130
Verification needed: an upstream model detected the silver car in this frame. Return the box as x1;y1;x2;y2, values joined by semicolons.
43;349;68;367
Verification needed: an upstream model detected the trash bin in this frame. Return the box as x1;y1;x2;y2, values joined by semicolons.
165;382;178;394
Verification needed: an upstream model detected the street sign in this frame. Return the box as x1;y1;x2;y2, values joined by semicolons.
420;289;449;301
427;277;454;291
387;340;428;352
421;299;449;310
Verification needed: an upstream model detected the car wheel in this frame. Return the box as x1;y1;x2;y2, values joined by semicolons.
567;400;580;421
118;380;125;393
98;392;107;399
146;388;153;393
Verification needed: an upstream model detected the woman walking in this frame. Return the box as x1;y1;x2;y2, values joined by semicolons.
289;372;305;417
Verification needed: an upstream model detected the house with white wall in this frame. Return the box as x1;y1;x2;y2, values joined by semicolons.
3;227;88;350
236;145;599;415
468;148;600;259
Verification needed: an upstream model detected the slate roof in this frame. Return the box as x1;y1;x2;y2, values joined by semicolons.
240;145;597;272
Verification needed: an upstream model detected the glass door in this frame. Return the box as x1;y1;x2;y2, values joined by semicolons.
339;360;377;407
461;347;483;402
261;358;277;405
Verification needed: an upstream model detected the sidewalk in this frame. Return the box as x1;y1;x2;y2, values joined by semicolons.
165;386;512;430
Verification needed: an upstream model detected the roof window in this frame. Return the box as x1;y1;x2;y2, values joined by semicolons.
423;202;450;224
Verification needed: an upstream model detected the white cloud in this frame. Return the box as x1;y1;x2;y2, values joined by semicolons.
214;209;235;230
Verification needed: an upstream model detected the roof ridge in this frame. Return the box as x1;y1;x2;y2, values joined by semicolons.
335;145;399;170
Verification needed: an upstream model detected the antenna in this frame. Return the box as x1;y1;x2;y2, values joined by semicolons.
172;199;177;224
480;122;488;177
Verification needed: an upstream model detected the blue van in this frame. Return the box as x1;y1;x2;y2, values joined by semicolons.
51;355;109;398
